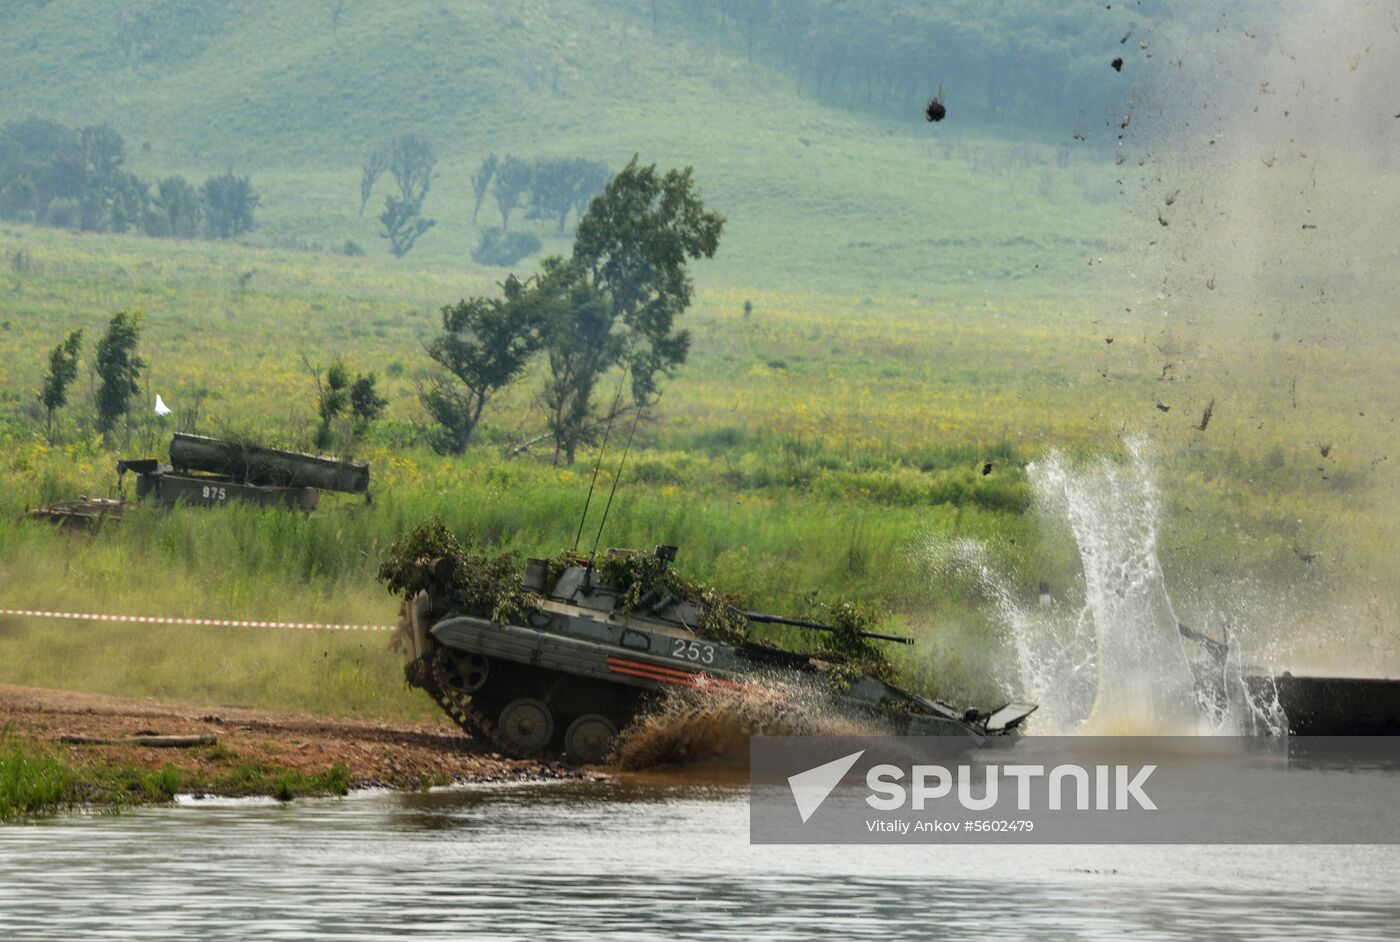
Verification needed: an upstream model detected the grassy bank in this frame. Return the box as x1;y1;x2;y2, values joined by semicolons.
0;731;359;822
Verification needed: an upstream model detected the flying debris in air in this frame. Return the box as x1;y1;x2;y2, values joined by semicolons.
154;394;172;417
1111;58;1124;72
981;462;994;476
925;85;946;122
1195;399;1215;432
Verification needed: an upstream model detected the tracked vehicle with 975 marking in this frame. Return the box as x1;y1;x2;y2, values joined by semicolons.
393;544;1036;764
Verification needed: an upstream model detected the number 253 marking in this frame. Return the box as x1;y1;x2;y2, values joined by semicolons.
671;638;714;664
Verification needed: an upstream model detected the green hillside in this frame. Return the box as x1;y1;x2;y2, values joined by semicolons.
0;0;1128;287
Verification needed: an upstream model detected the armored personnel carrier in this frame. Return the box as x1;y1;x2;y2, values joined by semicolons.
392;543;1036;764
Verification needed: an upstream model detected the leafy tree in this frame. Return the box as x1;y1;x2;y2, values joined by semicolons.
148;175;201;238
569;159;611;222
420;275;549;455
359;146;387;216
569;156;724;404
202;171;259;239
535;259;622;466
312;360;388;450
377;134;436;257
491;156;531;230
80;125;125;182
39;329;83;443
0;176;36;221
77;124;144;233
349;374;388;434
523;157;722;464
314;360;351;450
106;170;151;235
0;118;85;216
471;153;497;222
94;309;145;442
527;157;609;233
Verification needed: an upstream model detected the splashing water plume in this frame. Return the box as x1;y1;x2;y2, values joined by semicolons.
925;440;1284;736
1032;442;1202;734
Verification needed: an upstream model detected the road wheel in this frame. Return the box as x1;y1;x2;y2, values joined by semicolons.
564;714;618;765
442;651;490;693
496;698;554;756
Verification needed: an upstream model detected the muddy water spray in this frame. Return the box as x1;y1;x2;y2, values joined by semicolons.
616;678;878;770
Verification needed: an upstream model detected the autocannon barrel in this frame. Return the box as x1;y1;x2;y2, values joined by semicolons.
736;609;914;645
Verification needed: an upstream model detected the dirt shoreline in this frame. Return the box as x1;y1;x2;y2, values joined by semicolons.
0;683;592;800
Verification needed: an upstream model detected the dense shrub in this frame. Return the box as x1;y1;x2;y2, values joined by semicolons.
471;227;541;267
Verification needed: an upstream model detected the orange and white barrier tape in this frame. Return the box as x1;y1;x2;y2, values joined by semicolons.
0;608;393;632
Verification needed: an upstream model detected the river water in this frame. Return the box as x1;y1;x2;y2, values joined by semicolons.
2;773;1397;941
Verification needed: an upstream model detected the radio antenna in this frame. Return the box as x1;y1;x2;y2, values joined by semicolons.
589;403;643;561
572;368;629;553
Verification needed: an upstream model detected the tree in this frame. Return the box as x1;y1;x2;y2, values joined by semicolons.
310;360;387;451
349;374;388;436
420;275;548;455
527;157;610;234
570;156;724;405
535;259;623;466
471;153;497;222
0;118;85;217
377;134;436;257
94;309;144;442
323;0;346;34
76;124;150;234
149;175;201;238
359;146;386;216
314;360;351;450
522;157;723;464
491;155;531;230
202;171;259;238
0;176;35;221
39;329;83;443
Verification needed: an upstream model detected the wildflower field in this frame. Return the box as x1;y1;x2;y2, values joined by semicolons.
0;217;1393;720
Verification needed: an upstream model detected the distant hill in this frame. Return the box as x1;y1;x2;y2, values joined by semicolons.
0;0;1157;289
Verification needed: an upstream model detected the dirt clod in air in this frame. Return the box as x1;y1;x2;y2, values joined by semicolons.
925;98;946;122
1112;58;1124;72
981;462;994;475
1196;399;1216;432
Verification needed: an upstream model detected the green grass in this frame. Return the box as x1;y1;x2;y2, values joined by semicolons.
0;731;355;820
0;734;186;820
